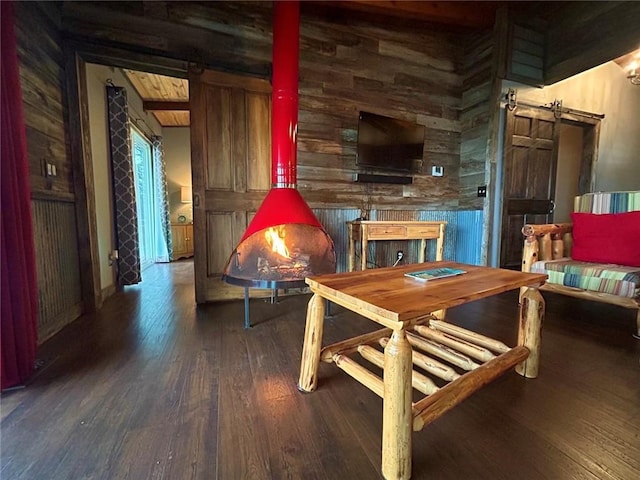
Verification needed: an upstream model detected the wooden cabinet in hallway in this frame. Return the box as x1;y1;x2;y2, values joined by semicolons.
171;223;194;260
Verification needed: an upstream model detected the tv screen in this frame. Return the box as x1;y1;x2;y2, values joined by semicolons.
356;111;425;173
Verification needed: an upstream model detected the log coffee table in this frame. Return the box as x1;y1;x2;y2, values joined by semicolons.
298;261;547;480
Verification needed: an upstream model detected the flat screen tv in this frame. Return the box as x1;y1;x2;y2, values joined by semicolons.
356;111;425;173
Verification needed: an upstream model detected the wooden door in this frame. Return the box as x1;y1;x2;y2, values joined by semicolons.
189;69;271;303
500;105;560;268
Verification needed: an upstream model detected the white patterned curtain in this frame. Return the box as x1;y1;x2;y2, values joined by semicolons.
106;85;141;285
151;136;173;262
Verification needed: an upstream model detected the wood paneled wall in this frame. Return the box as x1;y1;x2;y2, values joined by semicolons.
506;22;544;87
459;30;493;210
16;3;72;198
61;1;471;213
15;3;84;342
61;2;273;78
296;11;463;210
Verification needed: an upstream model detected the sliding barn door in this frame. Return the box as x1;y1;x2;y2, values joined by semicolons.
189;70;271;303
500;105;560;268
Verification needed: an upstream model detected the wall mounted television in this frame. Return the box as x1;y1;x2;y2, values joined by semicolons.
356;111;425;173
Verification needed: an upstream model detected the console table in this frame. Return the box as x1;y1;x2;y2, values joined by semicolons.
298;261;547;479
347;220;446;271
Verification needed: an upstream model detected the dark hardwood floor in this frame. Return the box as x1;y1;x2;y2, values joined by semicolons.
2;260;639;479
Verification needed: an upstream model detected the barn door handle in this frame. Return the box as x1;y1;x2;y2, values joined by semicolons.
549;200;556;213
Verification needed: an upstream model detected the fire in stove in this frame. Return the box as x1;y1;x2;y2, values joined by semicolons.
264;226;291;258
260;225;310;278
223;223;335;288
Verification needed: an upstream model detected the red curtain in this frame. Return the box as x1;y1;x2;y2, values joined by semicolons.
1;1;39;390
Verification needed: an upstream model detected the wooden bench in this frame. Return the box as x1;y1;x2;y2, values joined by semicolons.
521;191;640;336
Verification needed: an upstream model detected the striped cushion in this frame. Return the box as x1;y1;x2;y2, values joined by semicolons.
575;191;640;214
531;259;640;298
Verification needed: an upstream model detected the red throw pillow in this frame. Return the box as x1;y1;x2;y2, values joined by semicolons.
571;211;640;267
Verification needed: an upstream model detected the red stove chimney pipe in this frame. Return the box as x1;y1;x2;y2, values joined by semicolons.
236;0;324;244
271;0;299;188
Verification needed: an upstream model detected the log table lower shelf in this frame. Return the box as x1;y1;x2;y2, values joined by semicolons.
298;261;547;480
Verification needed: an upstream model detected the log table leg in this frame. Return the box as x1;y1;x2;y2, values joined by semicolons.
516;287;545;379
382;329;413;480
298;294;326;392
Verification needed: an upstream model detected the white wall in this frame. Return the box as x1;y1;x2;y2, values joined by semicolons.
555;124;583;223
162;127;192;222
85;63;162;293
505;61;640;191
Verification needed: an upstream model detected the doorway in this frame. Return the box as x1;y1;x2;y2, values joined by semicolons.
499;105;600;268
554;124;584;222
130;126;167;271
188;69;271;303
80;59;192;299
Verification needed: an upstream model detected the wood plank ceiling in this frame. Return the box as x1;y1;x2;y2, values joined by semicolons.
123;69;189;127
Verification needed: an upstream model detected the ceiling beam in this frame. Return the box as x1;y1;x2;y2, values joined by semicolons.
143;101;190;111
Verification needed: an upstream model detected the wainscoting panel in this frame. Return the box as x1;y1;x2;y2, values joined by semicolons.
417;210;460;262
313;209;484;272
32;199;83;343
455;210;484;265
313;208;360;273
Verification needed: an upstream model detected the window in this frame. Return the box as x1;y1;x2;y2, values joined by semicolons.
130;128;156;271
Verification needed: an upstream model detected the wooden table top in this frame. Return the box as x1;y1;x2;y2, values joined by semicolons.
306;261;547;327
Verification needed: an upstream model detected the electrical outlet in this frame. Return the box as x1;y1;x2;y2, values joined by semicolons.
477;185;487;197
393;250;404;267
431;165;444;177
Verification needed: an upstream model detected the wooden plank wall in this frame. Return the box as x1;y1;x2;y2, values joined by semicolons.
16;3;73;198
296;10;463;210
60;1;469;213
15;3;84;343
61;2;273;78
459;30;493;210
507;22;544;87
